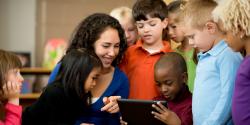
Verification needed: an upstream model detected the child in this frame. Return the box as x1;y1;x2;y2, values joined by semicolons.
22;49;102;124
121;52;192;125
212;0;250;124
47;13;129;125
152;52;192;125
110;6;138;46
120;0;172;100
0;49;23;125
168;0;196;93
181;0;242;124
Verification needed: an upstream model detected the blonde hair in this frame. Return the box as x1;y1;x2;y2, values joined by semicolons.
180;0;217;29
213;0;250;36
110;6;134;23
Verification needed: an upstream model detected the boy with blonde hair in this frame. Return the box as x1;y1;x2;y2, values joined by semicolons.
120;0;172;100
212;0;250;124
181;0;242;124
110;6;138;46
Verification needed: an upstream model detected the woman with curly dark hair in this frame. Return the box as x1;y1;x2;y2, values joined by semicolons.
47;13;129;125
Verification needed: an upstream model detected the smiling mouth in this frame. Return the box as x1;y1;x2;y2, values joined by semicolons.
103;58;113;64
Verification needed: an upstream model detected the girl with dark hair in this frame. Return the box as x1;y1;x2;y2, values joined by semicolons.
47;13;129;125
22;49;102;124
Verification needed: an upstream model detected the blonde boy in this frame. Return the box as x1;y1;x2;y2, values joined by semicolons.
110;6;138;46
181;0;242;124
119;0;172;100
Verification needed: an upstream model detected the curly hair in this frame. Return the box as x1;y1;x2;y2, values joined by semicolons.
67;13;127;66
213;0;250;36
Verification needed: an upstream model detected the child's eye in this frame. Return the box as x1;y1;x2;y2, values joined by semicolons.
92;77;98;80
128;28;135;32
171;25;177;29
155;82;162;87
164;80;173;85
187;35;195;39
149;23;156;26
136;24;144;29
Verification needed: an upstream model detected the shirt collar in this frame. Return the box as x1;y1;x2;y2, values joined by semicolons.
198;39;227;59
134;39;172;54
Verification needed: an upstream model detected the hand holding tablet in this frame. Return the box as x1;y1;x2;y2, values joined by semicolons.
117;99;167;125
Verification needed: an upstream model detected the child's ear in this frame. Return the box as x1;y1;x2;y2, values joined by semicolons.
162;18;168;29
237;25;246;39
204;21;217;34
182;72;188;84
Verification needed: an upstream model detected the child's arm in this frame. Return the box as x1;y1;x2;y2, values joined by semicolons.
1;81;22;125
202;53;242;125
152;102;181;125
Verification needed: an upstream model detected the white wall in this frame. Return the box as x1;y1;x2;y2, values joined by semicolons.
0;0;36;66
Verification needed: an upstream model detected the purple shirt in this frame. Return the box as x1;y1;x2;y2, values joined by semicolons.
232;55;250;125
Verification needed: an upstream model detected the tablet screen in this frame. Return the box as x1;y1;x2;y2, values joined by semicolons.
118;99;167;125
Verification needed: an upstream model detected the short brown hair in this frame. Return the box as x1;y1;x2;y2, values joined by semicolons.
180;0;217;29
0;49;22;92
132;0;168;21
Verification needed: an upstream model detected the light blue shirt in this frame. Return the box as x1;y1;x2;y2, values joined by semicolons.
192;40;242;125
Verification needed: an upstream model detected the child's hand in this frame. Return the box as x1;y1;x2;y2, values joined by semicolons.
152;102;181;125
120;117;128;125
2;81;21;105
101;96;121;113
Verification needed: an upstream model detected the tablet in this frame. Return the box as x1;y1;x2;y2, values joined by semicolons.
117;99;167;125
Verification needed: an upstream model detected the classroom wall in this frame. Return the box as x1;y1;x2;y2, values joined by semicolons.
0;0;135;67
35;0;135;66
0;0;36;66
0;0;173;67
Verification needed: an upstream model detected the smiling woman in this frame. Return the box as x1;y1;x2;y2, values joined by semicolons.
46;13;129;125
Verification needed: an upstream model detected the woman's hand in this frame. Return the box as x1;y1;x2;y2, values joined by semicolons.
152;102;181;125
101;96;121;113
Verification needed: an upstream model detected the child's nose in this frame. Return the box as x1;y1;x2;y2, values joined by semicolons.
18;75;24;83
125;30;130;39
168;28;174;35
143;25;150;32
161;86;169;92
